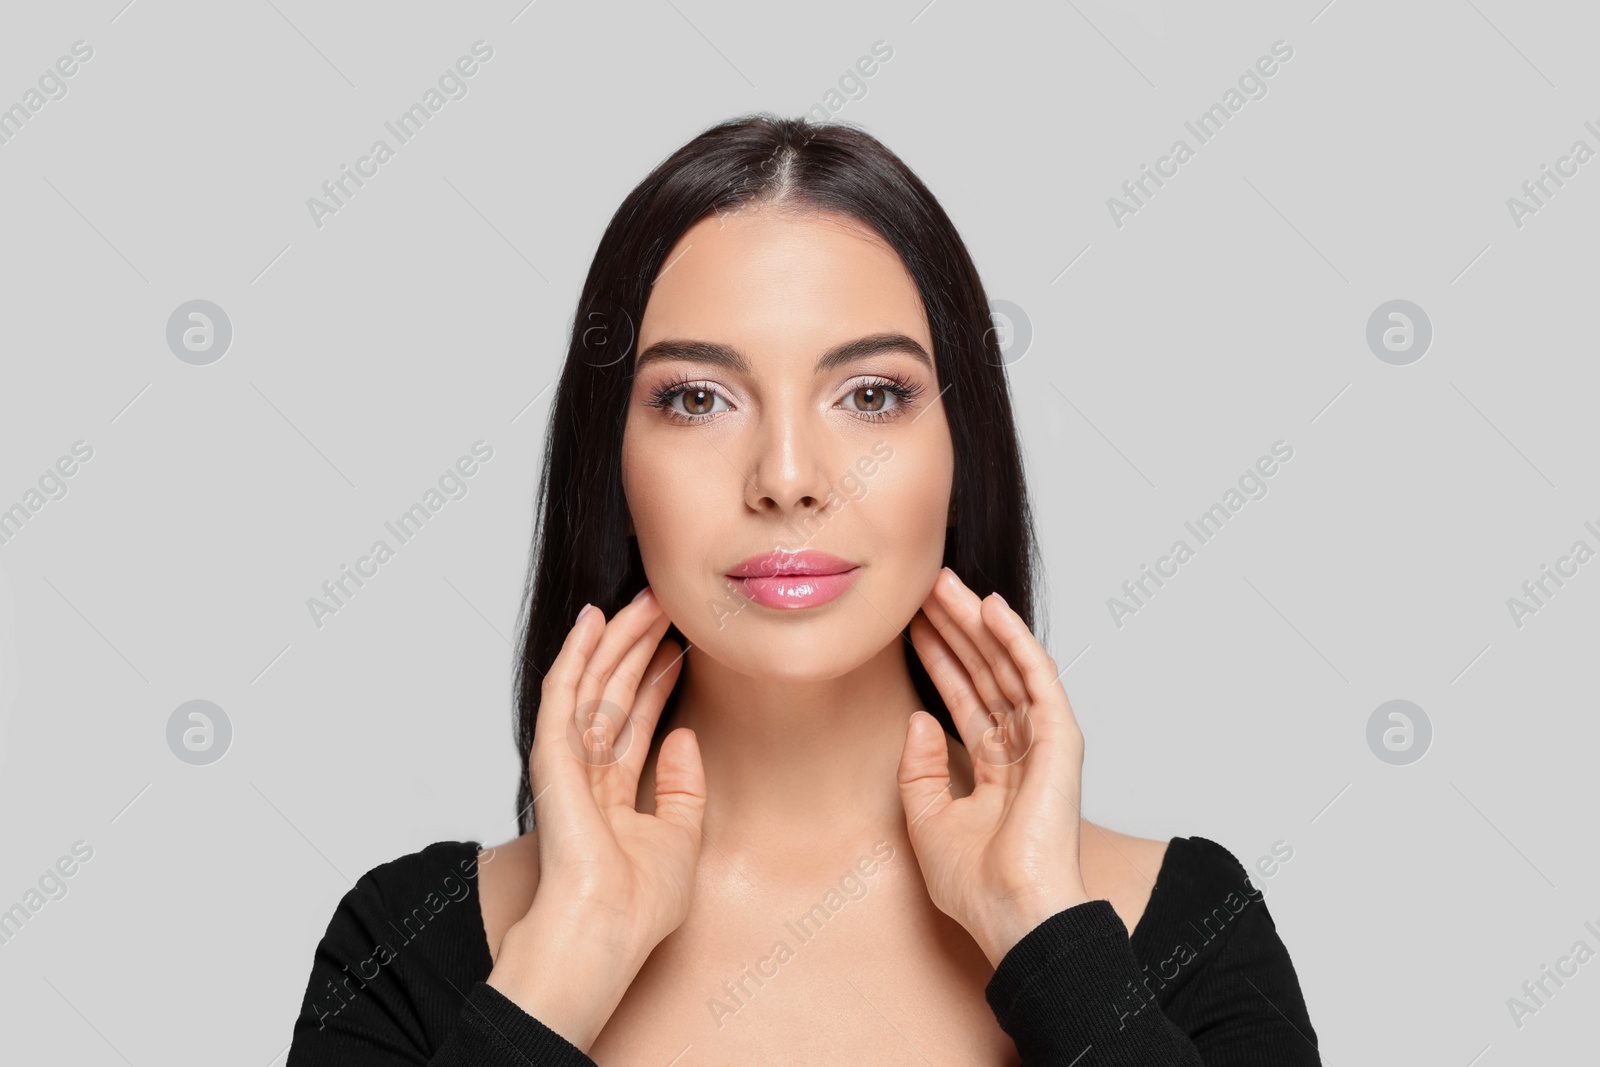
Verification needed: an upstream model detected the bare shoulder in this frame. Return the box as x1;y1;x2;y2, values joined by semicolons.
476;830;540;965
1078;821;1171;937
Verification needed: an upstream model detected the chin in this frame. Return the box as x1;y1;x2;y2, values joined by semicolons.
689;606;899;683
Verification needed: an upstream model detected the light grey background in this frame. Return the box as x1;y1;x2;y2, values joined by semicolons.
2;0;1596;1062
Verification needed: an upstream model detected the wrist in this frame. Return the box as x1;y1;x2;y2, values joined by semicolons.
972;886;1093;968
486;902;652;1051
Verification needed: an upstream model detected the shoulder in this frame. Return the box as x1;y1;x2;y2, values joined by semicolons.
364;838;488;891
1149;835;1279;912
1078;823;1171;937
313;840;488;951
1131;834;1289;975
476;831;541;965
292;840;492;1040
1081;824;1171;881
1128;836;1319;1050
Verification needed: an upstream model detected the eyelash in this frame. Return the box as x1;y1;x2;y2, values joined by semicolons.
646;373;926;425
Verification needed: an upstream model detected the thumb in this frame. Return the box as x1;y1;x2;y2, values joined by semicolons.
651;726;707;839
897;710;953;834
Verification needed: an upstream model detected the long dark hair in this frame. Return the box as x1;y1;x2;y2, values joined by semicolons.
511;113;1045;833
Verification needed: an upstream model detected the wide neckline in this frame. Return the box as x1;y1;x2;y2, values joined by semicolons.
1129;835;1183;946
462;836;1187;972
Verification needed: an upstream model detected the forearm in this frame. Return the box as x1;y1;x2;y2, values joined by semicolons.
986;901;1205;1066
485;899;651;1053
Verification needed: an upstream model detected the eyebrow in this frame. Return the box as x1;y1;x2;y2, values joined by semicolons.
633;332;933;376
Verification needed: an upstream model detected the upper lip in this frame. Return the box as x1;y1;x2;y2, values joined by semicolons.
726;550;859;578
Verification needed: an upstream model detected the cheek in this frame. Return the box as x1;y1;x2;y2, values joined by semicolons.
622;434;674;543
621;432;730;601
860;442;953;561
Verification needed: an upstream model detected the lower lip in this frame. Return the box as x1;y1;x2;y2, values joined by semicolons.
728;568;861;610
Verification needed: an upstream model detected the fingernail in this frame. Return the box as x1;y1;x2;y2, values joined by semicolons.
575;603;592;624
631;586;651;603
993;592;1009;608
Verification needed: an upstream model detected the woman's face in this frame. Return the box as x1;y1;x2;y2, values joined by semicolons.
622;204;954;681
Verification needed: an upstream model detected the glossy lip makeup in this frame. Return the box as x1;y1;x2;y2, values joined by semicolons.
725;549;862;610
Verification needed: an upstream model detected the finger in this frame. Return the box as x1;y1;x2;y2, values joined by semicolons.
598;612;675;726
532;602;607;762
977;595;1086;818
531;596;663;817
908;611;980;717
913;612;1031;774
907;612;994;764
574;589;668;714
920;591;1016;733
928;569;1030;712
603;632;688;796
529;605;610;837
574;612;675;797
925;571;1028;713
921;584;1028;766
979;594;1080;737
896;710;955;835
537;603;605;717
651;725;707;842
587;610;672;745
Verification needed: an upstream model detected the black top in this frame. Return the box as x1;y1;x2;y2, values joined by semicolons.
286;837;1320;1065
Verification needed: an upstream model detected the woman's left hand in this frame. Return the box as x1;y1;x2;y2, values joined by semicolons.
897;566;1093;968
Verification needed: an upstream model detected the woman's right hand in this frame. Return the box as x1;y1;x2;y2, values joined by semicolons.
486;588;705;1051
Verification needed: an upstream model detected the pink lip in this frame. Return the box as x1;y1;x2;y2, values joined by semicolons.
726;550;861;610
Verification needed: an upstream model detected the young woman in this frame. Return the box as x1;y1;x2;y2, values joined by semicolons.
287;115;1321;1065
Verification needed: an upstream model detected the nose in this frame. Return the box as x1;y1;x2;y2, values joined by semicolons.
742;405;835;518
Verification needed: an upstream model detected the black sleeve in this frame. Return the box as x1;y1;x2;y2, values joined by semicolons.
420;984;600;1066
284;849;598;1066
985;895;1321;1065
986;900;1205;1065
1161;897;1322;1065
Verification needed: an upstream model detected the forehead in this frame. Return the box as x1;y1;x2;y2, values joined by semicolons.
638;206;931;353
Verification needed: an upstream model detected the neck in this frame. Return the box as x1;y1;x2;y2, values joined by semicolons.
638;636;960;864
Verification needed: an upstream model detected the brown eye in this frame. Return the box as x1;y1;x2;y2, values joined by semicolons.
839;377;919;420
854;385;887;412
657;382;730;420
